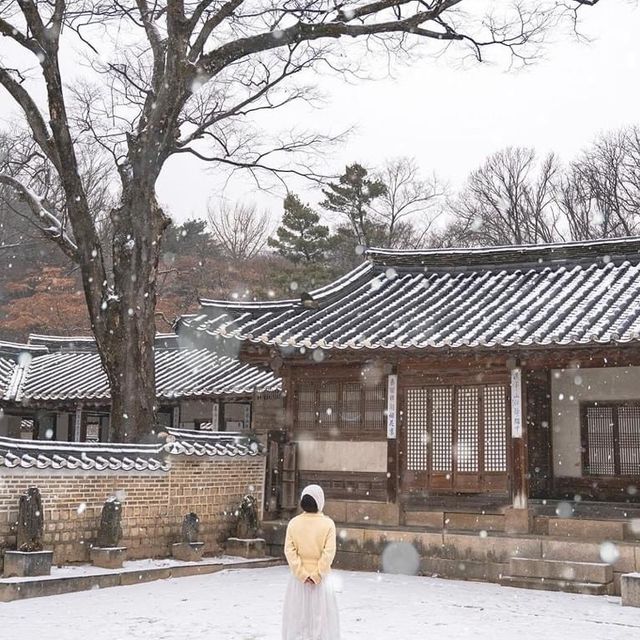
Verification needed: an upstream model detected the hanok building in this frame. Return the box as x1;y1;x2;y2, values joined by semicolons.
0;333;282;441
178;238;640;592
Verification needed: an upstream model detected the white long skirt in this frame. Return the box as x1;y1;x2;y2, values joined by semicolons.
282;573;340;640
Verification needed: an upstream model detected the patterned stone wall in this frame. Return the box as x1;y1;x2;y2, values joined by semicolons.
0;456;265;566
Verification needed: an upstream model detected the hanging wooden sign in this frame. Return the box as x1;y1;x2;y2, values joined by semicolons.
387;374;398;439
511;368;523;438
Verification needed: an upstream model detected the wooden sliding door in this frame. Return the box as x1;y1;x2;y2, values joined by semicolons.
402;383;509;494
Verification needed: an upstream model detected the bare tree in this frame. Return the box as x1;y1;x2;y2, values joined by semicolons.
443;147;560;247
374;157;444;248
557;127;640;240
208;202;270;261
0;1;598;441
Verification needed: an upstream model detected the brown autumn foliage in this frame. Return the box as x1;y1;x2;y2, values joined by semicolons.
0;248;299;342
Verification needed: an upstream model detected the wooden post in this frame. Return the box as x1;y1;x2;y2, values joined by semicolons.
211;403;219;430
74;406;82;442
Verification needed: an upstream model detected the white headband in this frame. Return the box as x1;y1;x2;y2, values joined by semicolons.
301;484;325;513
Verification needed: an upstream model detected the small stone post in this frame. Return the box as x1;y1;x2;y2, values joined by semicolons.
172;513;205;562
3;487;53;577
226;494;266;559
90;498;127;569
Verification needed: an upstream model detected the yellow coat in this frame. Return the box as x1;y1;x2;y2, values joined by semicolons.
284;512;336;584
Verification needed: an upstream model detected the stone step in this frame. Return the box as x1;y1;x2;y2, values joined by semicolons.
500;575;611;596
509;557;613;584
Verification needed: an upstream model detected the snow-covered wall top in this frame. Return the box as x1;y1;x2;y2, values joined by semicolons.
0;428;263;472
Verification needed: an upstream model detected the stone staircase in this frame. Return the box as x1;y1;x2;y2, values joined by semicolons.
500;557;614;595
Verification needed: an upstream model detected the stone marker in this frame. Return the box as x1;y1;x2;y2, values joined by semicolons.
96;498;123;548
3;487;53;577
226;494;266;558
182;512;200;543
90;498;127;569
236;495;259;539
17;487;44;551
172;513;205;562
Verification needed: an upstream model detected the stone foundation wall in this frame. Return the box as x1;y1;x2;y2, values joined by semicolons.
0;456;265;566
263;521;640;596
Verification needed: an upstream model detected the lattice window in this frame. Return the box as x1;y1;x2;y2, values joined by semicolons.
584;405;616;475
341;382;362;430
431;387;453;472
294;379;386;434
364;384;386;431
318;384;338;430
456;386;479;473
297;385;317;430
618;406;640;475
484;385;507;472
406;388;430;471
584;402;640;476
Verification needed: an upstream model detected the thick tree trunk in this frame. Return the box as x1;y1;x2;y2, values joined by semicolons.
88;185;169;443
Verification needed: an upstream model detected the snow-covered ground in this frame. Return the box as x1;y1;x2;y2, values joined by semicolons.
3;566;639;639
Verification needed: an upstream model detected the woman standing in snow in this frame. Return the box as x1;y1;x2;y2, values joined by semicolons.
282;484;340;640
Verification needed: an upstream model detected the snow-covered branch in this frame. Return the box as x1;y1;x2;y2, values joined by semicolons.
0;174;80;261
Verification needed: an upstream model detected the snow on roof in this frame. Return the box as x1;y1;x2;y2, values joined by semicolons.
8;347;280;404
0;340;48;355
364;236;640;267
0;356;16;399
27;333;180;351
0;428;262;471
178;238;640;351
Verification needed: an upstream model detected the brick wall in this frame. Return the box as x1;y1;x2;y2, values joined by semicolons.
0;455;265;565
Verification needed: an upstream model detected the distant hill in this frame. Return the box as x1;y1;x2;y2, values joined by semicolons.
0;241;306;342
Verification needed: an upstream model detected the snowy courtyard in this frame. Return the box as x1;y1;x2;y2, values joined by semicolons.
3;565;639;640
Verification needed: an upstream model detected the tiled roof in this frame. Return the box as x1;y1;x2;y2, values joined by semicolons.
10;348;280;403
0;428;263;471
178;238;640;351
27;333;179;351
155;349;280;398
0;356;16;399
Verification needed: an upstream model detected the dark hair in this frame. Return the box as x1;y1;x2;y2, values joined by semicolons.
300;494;318;513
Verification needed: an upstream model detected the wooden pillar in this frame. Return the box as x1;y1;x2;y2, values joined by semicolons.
172;405;180;429
211;402;219;431
73;406;82;442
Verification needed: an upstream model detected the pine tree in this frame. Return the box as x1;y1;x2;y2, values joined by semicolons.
268;194;331;264
320;164;387;247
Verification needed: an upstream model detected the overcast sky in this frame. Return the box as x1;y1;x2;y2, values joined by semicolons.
0;1;638;227
154;0;640;224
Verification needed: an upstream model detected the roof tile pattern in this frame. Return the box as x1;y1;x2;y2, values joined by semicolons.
180;240;640;351
0;428;262;471
0;357;16;398
15;348;281;403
